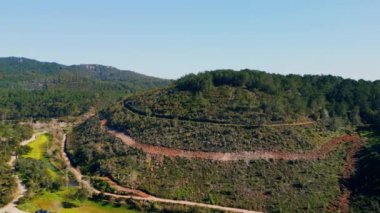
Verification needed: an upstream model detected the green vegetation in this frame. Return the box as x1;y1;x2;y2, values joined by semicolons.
3;66;380;212
0;57;172;211
86;70;380;212
69;118;351;212
15;130;145;213
23;134;50;159
0;123;32;207
350;130;380;212
104;103;337;152
0;57;169;120
0;164;16;206
17;188;139;213
16;133;65;195
67;118;144;174
126;70;380;129
99;69;380;153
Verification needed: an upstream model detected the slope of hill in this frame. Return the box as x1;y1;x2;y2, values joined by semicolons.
67;70;380;212
0;57;169;120
101;70;379;152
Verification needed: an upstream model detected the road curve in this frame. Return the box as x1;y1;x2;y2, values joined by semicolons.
0;132;47;213
61;134;261;213
109;130;361;161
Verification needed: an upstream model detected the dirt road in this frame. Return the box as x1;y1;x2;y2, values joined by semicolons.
61;134;261;213
62;114;358;213
0;132;47;213
109;130;361;161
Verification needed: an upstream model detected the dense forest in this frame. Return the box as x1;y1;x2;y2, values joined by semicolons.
0;57;169;120
124;69;379;129
178;70;380;128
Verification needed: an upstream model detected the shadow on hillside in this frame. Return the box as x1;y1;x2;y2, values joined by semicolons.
349;128;380;212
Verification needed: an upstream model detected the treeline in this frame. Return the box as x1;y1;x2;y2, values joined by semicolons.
0;89;92;119
176;70;380;129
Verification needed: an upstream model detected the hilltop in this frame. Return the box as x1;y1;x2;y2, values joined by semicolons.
101;70;380;151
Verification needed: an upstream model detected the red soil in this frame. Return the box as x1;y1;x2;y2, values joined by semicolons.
104;120;363;212
109;130;361;162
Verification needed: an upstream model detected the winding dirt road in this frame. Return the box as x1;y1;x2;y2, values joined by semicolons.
64;129;360;213
0;132;47;213
61;134;261;213
109;130;361;161
62;114;359;213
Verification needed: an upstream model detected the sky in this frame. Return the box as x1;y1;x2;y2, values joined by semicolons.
0;0;379;80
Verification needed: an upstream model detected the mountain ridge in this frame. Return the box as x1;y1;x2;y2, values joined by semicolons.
0;56;168;81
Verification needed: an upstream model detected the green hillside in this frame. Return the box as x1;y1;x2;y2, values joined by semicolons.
101;70;380;152
67;70;380;212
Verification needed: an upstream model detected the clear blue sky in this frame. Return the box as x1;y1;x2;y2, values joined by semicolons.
1;0;379;80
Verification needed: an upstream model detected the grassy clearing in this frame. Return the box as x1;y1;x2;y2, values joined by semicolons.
17;188;139;213
23;134;50;159
21;133;59;179
60;201;140;213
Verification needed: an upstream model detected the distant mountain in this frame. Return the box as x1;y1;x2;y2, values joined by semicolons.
0;57;168;88
0;57;169;119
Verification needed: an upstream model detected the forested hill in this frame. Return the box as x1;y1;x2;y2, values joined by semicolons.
115;69;380;130
0;57;169;120
0;57;167;88
79;69;380;211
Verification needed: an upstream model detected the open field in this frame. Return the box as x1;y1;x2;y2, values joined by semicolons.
21;133;59;180
18;189;139;213
23;134;50;159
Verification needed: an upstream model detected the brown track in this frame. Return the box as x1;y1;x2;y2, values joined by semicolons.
109;130;361;161
327;133;363;213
